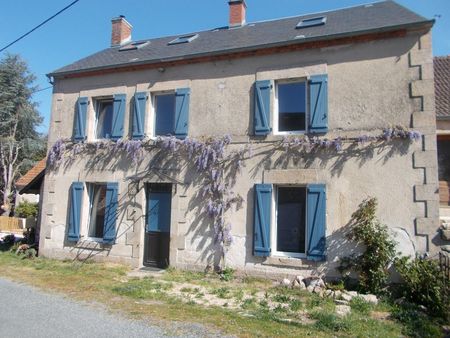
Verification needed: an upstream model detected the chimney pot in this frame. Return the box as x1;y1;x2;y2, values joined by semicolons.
228;0;247;27
111;16;132;47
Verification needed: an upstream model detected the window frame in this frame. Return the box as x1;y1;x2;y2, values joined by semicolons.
93;97;114;141
270;185;308;259
296;16;327;29
86;182;107;243
168;34;199;45
151;90;176;138
273;78;309;135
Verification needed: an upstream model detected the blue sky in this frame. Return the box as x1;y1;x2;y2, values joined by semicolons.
1;0;449;134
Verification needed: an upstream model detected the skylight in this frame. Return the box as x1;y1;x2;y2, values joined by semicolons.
168;34;199;45
119;41;150;51
296;16;327;29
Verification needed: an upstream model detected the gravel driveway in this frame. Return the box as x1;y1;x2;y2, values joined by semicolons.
0;278;227;338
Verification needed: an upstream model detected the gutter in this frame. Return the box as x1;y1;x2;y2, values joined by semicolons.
48;19;434;79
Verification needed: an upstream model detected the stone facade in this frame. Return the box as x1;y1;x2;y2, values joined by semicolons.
40;26;441;278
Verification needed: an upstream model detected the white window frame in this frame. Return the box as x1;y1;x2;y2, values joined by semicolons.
85;182;107;243
273;78;308;136
270;185;308;259
93;96;114;141
150;90;176;139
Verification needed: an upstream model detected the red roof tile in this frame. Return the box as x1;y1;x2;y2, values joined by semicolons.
434;55;450;119
15;158;46;189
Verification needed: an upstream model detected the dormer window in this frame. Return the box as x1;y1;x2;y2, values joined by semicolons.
119;41;150;51
296;16;326;29
168;34;198;45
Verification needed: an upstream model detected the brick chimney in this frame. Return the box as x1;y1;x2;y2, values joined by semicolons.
111;15;132;47
229;0;247;27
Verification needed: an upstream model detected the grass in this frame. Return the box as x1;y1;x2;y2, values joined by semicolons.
0;252;444;338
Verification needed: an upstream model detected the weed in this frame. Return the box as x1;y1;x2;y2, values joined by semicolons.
350;297;372;315
390;304;442;338
272;293;291;303
219;267;235;281
211;287;232;299
311;311;350;332
289;299;302;312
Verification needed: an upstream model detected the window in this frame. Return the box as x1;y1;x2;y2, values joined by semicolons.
154;93;176;136
119;41;149;51
275;187;307;256
296;16;326;29
87;184;107;239
168;34;198;45
253;183;326;260
275;81;307;133
95;99;113;139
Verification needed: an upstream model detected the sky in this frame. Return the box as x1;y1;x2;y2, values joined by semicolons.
0;0;449;134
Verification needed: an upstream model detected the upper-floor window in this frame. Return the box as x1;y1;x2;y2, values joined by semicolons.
275;81;307;134
154;93;176;136
95;98;114;139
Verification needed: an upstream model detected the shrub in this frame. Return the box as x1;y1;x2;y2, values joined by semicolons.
394;256;449;320
15;201;39;218
339;198;397;294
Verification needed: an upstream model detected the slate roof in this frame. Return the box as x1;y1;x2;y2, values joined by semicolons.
435;56;450;119
49;0;432;77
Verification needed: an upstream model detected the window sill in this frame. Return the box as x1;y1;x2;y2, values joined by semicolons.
262;256;320;268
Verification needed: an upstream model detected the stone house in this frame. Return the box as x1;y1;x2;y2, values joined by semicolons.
40;1;443;278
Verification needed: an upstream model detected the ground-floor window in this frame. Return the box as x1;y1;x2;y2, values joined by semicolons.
437;136;450;206
275;186;306;255
87;183;107;239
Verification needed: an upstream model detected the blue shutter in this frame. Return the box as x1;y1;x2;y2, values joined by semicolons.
147;191;172;233
111;94;126;141
103;182;119;244
74;97;88;142
309;74;328;133
254;80;271;135
68;182;84;242
307;184;326;261
253;184;272;256
174;88;190;139
132;92;146;139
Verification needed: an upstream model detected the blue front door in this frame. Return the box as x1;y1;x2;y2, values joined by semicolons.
144;184;172;267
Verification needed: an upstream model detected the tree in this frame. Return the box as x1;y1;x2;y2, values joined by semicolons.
0;54;44;216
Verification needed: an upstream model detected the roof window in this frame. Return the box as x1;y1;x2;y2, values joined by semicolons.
168;34;199;45
296;16;327;29
119;41;149;51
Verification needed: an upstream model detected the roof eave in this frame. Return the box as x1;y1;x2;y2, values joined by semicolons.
48;19;434;79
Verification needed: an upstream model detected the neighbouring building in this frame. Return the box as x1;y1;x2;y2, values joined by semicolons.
40;1;445;278
434;55;450;241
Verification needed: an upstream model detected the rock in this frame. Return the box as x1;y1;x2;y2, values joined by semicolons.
358;294;378;305
335;305;351;317
295;275;305;283
304;276;325;288
324;289;334;298
333;290;342;299
335;299;349;306
306;285;315;293
442;245;450;253
442;229;450;241
346;291;358;297
281;278;291;287
293;280;306;289
341;293;353;302
312;286;323;294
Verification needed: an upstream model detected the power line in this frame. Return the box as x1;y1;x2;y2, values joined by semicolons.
32;86;53;94
0;0;81;53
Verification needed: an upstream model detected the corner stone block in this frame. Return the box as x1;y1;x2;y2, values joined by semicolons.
412;111;435;128
414;185;439;202
416;218;439;234
126;231;139;246
409;49;433;67
413;151;437;169
410;80;435;98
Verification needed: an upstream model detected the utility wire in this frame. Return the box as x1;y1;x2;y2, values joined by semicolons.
31;86;53;94
0;0;80;53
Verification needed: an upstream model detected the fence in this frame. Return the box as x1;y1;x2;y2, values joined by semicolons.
0;216;23;232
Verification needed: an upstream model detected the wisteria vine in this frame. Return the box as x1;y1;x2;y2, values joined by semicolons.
47;126;421;264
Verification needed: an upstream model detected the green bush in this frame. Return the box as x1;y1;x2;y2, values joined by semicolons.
339;198;397;294
394;256;449;320
390;303;442;338
15;201;39;218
